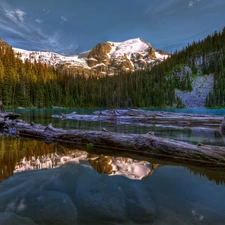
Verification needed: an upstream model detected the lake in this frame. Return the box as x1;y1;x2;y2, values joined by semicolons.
0;108;225;225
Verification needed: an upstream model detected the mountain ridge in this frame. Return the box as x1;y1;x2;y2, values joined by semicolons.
12;38;170;77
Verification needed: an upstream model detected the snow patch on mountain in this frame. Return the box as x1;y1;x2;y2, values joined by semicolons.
108;38;149;58
155;51;167;60
13;47;90;68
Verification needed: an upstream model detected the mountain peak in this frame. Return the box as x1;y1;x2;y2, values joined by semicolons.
85;38;162;73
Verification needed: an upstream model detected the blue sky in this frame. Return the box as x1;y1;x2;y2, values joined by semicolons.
0;0;224;55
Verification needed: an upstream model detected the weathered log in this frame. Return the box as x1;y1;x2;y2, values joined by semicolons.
0;112;20;120
52;109;223;129
1;119;225;168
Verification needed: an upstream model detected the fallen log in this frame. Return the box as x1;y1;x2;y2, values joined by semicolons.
0;112;20;120
1;118;225;168
52;109;223;129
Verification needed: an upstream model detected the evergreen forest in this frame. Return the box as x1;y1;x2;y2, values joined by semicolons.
0;27;225;109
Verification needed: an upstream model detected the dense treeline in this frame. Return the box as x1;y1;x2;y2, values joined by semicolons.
0;27;225;108
0;46;57;107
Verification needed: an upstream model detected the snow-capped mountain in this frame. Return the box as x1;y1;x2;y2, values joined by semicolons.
13;38;170;77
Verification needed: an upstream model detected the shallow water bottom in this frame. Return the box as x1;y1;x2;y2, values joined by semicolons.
0;162;224;225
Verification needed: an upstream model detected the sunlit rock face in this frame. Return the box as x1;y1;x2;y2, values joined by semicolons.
87;42;112;67
86;38;165;74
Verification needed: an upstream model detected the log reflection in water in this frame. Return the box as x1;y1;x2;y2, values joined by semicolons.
1;135;225;185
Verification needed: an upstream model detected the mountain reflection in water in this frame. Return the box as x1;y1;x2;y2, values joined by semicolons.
0;135;225;224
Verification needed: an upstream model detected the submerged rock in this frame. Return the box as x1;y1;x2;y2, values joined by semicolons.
15;191;78;225
0;163;225;225
0;212;36;225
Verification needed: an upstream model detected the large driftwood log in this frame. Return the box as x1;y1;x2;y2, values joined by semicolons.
1;118;225;168
0;112;20;120
52;109;223;129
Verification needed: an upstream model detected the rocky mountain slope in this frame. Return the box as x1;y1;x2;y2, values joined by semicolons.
13;38;170;77
175;74;214;108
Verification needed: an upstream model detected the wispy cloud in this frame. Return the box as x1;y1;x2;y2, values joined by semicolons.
35;18;43;24
189;1;194;7
43;8;50;15
5;9;26;22
16;9;26;22
60;16;67;24
189;0;202;8
0;1;77;54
